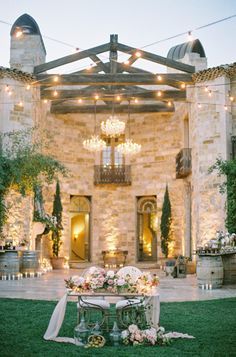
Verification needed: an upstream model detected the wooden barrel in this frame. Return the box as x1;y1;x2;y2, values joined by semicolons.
197;255;223;288
222;254;236;284
0;251;20;276
20;251;40;273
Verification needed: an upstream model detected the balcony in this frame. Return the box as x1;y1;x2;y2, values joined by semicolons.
176;148;192;179
94;165;131;185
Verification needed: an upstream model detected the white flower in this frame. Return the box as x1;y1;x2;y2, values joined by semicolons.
128;324;139;334
106;270;115;278
72;276;84;286
121;330;129;339
117;278;125;286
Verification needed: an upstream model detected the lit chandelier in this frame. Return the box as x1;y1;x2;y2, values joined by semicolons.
83;101;106;152
101;115;125;137
117;100;141;156
117;138;141;156
83;135;106;152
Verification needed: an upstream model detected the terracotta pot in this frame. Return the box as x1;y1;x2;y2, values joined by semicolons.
51;257;65;269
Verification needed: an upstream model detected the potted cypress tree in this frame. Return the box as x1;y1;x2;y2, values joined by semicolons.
160;185;173;259
50;181;64;269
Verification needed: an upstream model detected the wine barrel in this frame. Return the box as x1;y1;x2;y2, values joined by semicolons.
20;251;40;274
0;251;20;276
222;254;236;284
197;255;223;288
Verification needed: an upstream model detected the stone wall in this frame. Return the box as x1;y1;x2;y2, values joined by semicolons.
40;103;188;264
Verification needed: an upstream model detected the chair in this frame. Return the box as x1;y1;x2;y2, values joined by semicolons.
115;266;146;328
77;267;110;331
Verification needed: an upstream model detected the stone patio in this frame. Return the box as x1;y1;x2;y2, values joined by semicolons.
0;269;236;302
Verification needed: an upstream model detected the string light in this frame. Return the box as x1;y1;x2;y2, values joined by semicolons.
167;101;172;107
123;60;130;66
18;101;23;107
26;84;31;90
78;98;83;103
157;91;162;97
230;96;234;102
187;31;194;41
94;94;99;100
134;98;139;103
208;90;212;97
157;75;162;81
180;83;186;89
198;103;202;108
224;105;228;111
204;86;209;92
135;51;142;57
8;90;12;96
15;29;23;38
53;90;58;97
43;99;48;103
5;85;9;92
53;76;59;82
116;95;121;101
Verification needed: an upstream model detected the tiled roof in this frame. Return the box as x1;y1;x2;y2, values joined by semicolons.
0;67;35;83
193;63;236;82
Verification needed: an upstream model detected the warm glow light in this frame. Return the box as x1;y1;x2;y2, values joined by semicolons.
157;91;162;97
8;91;12;96
5;85;9;92
157;75;162;81
117;139;141;156
101;116;125;137
15;29;23;38
83;135;106;152
53;90;58;97
204;86;209;92
43;99;48;104
180;83;186;89
135;51;141;57
208;90;212;97
198;103;202;108
167;101;172;107
26;84;31;90
134;98;139;103
86;64;93;71
94;94;99;100
224;105;228;111
124;60;130;65
116;95;121;101
18;101;23;107
78;98;83;103
53;76;59;82
187;31;193;41
230;96;234;102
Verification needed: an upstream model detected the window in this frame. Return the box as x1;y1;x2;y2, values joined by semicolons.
101;136;124;166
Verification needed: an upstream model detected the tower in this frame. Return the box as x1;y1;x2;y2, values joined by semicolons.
10;13;46;73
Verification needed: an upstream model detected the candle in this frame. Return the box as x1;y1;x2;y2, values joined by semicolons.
12;275;15;280
2;275;6;280
209;284;212;290
201;284;205;290
8;274;11;280
205;283;209;290
30;272;34;278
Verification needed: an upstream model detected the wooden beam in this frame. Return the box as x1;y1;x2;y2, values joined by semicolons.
117;42;195;73
36;73;193;86
33;43;110;74
51;103;175;114
89;55;109;73
42;88;186;101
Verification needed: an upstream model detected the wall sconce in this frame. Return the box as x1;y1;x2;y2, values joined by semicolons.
74;233;79;241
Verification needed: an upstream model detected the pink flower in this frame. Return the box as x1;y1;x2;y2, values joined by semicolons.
108;279;114;285
117;278;125;286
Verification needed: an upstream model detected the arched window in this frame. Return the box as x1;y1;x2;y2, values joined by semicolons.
69;196;91;262
137;196;157;262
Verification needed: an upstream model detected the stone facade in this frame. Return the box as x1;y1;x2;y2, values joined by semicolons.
1;14;235;268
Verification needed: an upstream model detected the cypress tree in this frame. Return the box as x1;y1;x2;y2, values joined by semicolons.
52;181;63;257
160;185;172;257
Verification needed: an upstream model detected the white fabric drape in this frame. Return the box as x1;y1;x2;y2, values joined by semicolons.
43;290;160;343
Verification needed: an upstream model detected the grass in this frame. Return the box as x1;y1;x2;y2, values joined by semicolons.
0;297;236;357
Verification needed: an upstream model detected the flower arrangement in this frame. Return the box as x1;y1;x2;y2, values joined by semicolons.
121;324;171;346
65;268;159;294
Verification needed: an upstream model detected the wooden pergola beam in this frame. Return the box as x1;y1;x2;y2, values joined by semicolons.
51;103;175;114
117;42;195;73
36;73;192;86
33;43;110;74
41;88;186;101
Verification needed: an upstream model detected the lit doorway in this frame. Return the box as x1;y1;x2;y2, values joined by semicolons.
70;196;91;261
137;196;158;262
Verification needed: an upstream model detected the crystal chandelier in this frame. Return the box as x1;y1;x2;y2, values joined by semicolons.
83;135;106;152
83;101;106;152
117;101;141;156
117;138;141;156
101;115;125;137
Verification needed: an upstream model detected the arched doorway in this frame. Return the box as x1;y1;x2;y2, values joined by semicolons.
69;196;91;262
137;196;158;262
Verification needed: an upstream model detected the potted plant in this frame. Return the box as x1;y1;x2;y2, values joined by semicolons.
50;181;64;269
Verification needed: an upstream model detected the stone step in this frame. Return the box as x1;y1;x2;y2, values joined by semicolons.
69;261;92;269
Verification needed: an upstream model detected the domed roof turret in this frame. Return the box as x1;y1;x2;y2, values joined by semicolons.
11;14;46;54
167;39;206;61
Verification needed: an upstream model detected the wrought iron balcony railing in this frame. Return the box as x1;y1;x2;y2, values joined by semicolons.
176;148;192;179
94;165;131;185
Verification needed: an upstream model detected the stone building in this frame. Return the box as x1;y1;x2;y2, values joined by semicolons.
1;14;235;268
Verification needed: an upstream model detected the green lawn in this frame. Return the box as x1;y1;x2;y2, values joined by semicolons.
0;297;236;357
